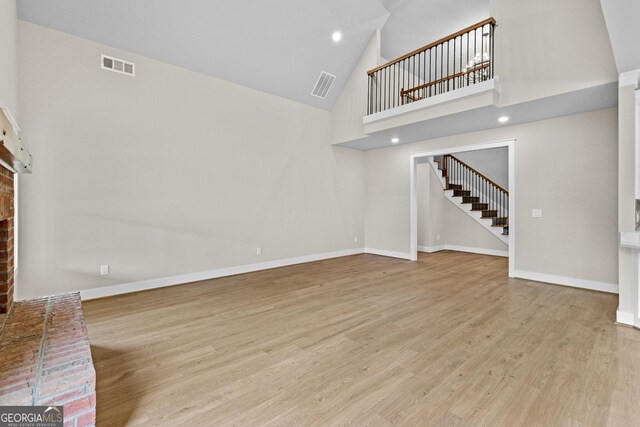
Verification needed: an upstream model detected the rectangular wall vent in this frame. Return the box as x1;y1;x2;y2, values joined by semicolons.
311;71;336;99
101;55;135;76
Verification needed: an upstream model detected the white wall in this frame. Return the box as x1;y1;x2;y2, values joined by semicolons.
492;0;617;106
417;163;508;253
365;108;618;285
331;32;381;144
17;22;365;299
451;147;508;189
0;0;18;116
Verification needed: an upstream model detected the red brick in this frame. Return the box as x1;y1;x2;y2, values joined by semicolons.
61;392;96;417
1;293;95;426
36;385;88;406
0;387;33;405
76;410;96;427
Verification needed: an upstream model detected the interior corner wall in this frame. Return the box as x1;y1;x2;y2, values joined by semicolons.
331;31;381;145
365;108;618;285
16;21;365;299
0;0;18;116
417;164;507;253
491;0;618;107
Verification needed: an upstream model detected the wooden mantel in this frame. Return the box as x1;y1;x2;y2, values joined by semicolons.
0;107;32;174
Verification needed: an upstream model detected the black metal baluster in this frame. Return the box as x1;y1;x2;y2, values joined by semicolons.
373;72;376;113
491;23;495;79
378;70;381;113
383;68;386;111
367;75;370;114
412;53;415;100
459;34;463;88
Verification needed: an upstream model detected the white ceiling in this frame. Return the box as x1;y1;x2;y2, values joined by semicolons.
380;0;489;61
599;0;640;73
17;0;490;110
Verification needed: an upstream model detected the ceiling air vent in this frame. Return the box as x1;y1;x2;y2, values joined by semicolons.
311;71;336;99
101;55;135;76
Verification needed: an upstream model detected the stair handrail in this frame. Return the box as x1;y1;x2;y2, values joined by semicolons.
367;18;497;75
366;18;496;115
444;154;508;194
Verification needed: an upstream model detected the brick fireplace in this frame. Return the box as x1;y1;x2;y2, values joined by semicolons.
0;164;13;314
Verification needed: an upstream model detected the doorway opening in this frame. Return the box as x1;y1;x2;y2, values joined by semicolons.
409;139;515;277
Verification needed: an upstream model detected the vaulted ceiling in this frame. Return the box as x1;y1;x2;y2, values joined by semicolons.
599;0;640;73
380;0;489;61
17;0;489;110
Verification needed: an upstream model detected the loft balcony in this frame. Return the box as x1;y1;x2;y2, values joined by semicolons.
364;18;497;127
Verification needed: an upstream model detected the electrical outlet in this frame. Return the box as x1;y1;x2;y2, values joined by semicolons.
532;209;543;218
354;236;359;243
437;234;440;241
100;265;109;275
256;247;262;255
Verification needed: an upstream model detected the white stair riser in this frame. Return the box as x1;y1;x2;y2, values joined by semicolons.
431;160;509;245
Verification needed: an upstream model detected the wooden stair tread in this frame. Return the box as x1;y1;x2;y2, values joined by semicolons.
432;156;509;240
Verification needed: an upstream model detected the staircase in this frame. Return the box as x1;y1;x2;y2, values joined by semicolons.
430;154;509;245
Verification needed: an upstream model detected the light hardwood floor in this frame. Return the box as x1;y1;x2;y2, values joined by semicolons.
84;252;640;426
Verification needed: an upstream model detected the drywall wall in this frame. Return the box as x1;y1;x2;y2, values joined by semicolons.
0;0;18;116
617;83;637;318
331;32;381;144
452;147;508;189
417;163;445;248
17;21;365;299
491;0;617;106
365;108;618;285
417;163;507;253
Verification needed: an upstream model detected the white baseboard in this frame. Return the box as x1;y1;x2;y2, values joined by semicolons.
80;248;365;301
616;308;636;326
418;245;446;253
513;269;618;294
364;248;413;260
418;245;508;257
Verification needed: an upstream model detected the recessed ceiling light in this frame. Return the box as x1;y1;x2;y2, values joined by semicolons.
391;137;400;144
332;31;342;43
498;116;510;123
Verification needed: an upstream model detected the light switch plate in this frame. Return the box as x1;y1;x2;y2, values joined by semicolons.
532;209;543;218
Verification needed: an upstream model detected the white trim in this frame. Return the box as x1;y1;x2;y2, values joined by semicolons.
419;245;508;257
619;69;640;88
364;248;413;260
80;248;364;300
409;154;418;261
0;107;20;134
616;308;636;326
363;79;496;124
409;138;516;276
417;245;446;253
508;141;516;276
513;269;618;294
409;139;515;160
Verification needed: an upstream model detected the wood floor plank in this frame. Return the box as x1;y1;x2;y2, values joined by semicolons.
83;252;638;426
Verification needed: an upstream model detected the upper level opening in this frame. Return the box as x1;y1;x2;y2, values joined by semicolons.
366;18;496;117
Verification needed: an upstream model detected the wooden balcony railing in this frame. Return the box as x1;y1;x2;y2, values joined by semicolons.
367;18;496;115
